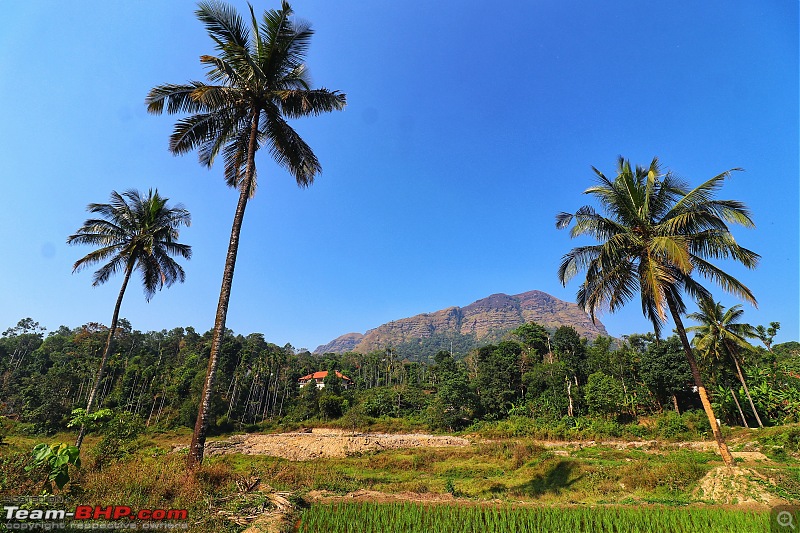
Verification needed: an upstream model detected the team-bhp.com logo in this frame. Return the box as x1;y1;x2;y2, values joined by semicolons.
4;504;188;530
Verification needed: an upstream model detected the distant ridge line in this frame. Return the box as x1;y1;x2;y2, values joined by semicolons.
313;290;608;356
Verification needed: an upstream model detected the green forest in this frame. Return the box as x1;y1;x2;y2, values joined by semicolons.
1;316;797;440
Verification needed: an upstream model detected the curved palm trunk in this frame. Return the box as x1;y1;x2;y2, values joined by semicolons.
188;108;260;469
731;355;764;428
75;259;134;449
666;296;735;468
730;386;749;428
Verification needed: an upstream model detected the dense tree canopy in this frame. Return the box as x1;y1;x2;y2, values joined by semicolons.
1;316;797;441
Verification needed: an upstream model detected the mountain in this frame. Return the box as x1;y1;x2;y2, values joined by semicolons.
314;290;609;358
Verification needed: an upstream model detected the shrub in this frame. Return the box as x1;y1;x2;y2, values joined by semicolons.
1;450;42;495
69;409;146;468
319;394;345;420
587;418;623;438
25;443;82;492
336;405;371;432
655;411;690;440
758;424;800;455
584;372;625;417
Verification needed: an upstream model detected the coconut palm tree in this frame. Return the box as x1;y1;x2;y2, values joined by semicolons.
146;0;345;468
556;157;759;467
68;189;191;448
687;297;763;427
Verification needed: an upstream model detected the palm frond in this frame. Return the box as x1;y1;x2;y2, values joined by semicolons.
263;110;320;187
196;1;250;52
689;255;757;306
277;89;347;118
146;82;209;115
688;231;760;268
555;212;574;230
91;254;131;287
557;245;601;285
222;128;253;193
665;168;742;219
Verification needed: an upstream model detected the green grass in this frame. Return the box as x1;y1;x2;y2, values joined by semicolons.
193;436;799;505
298;502;770;533
205;441;717;503
2;427;798;532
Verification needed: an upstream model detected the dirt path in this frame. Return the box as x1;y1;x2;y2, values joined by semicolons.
204;429;470;461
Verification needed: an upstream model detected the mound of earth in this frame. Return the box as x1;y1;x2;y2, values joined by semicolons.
693;467;781;505
204;429;470;461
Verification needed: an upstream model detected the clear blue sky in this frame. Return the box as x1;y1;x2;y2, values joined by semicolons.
1;1;797;351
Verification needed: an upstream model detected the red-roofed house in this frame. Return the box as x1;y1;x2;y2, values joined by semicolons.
298;370;353;390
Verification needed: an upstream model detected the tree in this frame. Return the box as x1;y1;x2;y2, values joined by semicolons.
584;372;625;418
426;351;475;431
1;318;45;371
552;326;586;417
146;1;346;468
687;297;763;427
754;322;780;352
556;157;759;467
322;363;344;395
474;342;522;419
512;322;551;362
639;335;693;413
67;189;191;448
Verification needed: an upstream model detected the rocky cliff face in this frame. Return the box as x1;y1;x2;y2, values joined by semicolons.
314;290;608;355
313;332;364;354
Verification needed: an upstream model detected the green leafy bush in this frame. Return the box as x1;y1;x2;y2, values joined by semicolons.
70;408;146;466
758;424;800;455
584;372;625;417
25;443;81;492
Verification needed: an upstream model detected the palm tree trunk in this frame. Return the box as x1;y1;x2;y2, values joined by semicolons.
732;355;764;428
566;376;574;417
75;259;134;449
666;296;735;468
730;386;749;428
188;107;260;469
672;394;680;414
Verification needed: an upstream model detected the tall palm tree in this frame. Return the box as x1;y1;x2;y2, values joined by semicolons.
687;297;763;427
556;157;759;467
68;189;191;449
146;0;346;468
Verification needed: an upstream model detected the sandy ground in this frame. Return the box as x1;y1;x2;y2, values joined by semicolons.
203;428;471;460
198;430;770;462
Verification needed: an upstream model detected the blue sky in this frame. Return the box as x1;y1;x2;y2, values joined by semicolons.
1;1;797;351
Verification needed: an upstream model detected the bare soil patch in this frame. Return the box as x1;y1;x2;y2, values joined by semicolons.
306;489;458;505
692;466;780;505
204;429;470;461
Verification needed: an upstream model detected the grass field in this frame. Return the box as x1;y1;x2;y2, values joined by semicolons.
2;426;799;532
298;502;771;533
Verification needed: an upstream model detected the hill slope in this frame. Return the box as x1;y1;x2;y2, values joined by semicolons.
314;290;608;358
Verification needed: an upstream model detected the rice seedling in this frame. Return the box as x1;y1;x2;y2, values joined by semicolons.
298;502;770;533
